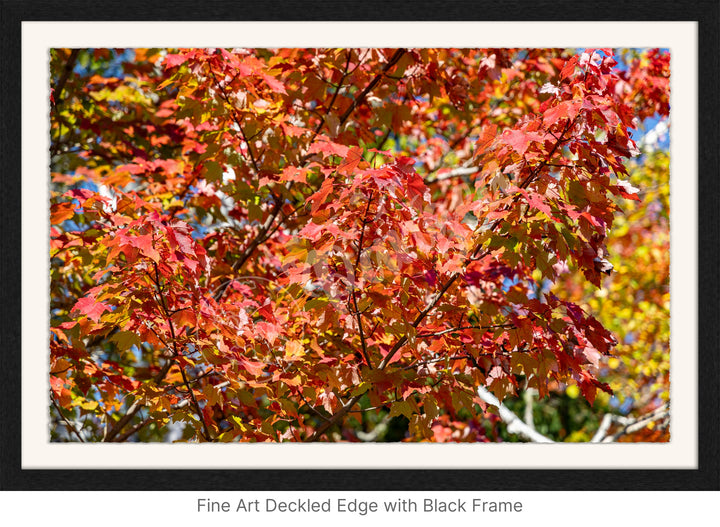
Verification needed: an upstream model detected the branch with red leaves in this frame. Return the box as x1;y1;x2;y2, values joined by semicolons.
212;49;408;299
306;103;602;441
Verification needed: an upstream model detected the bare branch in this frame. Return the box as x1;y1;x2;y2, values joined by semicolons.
523;388;537;431
209;69;261;175
476;386;554;443
592;403;670;443
307;393;365;441
298;392;332;423
590;413;615;443
425;166;480;184
355;414;393;442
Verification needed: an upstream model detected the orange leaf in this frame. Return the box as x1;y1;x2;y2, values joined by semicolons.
50;202;75;225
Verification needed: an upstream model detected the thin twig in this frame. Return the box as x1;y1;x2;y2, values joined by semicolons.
50;391;85;442
114;417;152;442
425;166;480;184
103;359;173;442
416;323;514;338
209;69;261;175
337;49;406;127
151;263;213;441
308;50;352;144
212;195;286;301
298;392;332;423
351;192;375;368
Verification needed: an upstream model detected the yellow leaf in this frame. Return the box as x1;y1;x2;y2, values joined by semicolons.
284;340;305;361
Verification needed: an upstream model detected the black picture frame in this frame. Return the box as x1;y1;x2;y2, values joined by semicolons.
1;0;717;491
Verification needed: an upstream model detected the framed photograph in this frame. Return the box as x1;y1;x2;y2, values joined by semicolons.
1;1;718;491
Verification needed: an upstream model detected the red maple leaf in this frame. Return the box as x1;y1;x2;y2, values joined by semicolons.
73;296;111;322
308;178;334;213
524;190;555;218
308;137;349;158
129;234;160;262
501;129;545;156
164;53;190;69
543;99;582;128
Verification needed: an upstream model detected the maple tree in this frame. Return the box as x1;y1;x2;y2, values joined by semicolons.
49;47;670;442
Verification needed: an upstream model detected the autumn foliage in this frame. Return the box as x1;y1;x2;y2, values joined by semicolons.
49;47;670;442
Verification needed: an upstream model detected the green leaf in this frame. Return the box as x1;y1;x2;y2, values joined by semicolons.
110;331;141;351
350;382;371;397
204;160;223;183
423;397;438;420
388;400;414;419
247;201;262;222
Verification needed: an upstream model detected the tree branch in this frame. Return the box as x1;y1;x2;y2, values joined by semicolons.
308;50;352;144
212;194;286;301
307;393;365;441
425;166;480;184
298;392;332;423
523;388;537;431
114;417;152;443
103;359;174;442
209;69;261;175
51;49;79;109
416;323;514;338
351;193;375;368
151;263;213;441
50;49;81;157
476;386;554;443
377;273;461;370
107;266;214;442
592;403;670;443
50;391;85;442
337;48;406;127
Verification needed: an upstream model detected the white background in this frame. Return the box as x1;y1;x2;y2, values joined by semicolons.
1;491;718;525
